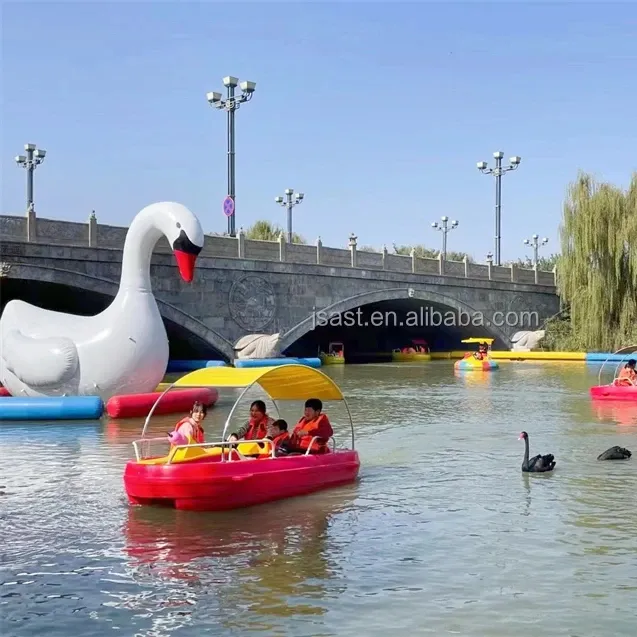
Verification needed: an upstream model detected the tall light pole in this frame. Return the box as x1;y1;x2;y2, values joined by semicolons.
431;215;458;260
477;151;521;266
523;234;548;282
206;76;256;237
275;188;304;243
15;143;47;213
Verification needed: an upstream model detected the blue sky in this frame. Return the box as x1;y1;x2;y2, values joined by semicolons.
2;1;635;262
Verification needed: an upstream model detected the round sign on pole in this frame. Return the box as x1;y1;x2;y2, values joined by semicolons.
223;195;235;217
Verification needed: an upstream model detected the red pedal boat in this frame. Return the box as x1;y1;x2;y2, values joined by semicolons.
123;364;360;511
590;384;637;401
589;345;637;401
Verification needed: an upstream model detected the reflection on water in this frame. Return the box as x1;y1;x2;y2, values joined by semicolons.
121;488;357;633
591;400;637;427
2;361;637;636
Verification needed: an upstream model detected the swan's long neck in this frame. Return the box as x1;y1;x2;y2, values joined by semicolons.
119;211;165;293
523;437;530;467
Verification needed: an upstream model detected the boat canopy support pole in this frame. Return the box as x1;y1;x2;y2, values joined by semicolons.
222;381;259;440
342;396;355;450
141;381;179;438
270;400;282;420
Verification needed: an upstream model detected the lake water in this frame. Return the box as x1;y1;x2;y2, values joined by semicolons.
2;361;637;636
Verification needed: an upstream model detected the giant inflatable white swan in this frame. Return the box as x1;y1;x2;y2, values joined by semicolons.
0;202;204;401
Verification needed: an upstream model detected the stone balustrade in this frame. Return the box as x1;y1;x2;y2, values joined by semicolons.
0;212;556;286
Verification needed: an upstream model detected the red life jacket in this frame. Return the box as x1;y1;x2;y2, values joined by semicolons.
290;413;333;453
271;431;290;451
174;416;204;444
244;416;270;440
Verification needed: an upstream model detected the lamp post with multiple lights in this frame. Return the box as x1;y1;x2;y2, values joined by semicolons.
477;151;521;266
431;216;458;260
275;188;304;243
15;143;46;213
206;76;256;236
523;234;549;282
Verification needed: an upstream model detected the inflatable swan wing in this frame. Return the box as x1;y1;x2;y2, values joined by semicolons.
0;202;204;400
234;333;282;359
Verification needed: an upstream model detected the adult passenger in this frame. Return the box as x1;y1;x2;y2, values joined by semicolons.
168;401;207;446
616;359;637;386
473;342;488;360
228;400;275;442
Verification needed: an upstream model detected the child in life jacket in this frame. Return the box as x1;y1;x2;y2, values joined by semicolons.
168;401;207;446
267;419;291;455
288;398;334;454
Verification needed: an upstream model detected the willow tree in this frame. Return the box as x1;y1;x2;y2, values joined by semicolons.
245;220;306;244
557;171;637;350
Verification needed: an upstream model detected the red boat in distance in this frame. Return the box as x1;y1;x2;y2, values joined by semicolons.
589;345;637;401
123;364;360;511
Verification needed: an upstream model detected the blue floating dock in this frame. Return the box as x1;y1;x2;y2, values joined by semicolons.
233;357;322;369
166;359;228;372
586;352;636;364
0;396;104;421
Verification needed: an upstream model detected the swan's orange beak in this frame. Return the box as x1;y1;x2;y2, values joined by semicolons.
174;250;198;283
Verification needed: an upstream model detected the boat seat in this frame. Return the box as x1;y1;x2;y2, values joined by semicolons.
136;441;274;465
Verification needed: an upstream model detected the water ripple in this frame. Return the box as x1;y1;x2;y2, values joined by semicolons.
1;362;636;635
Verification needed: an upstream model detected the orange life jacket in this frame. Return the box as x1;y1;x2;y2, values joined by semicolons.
244;416;271;440
290;413;333;453
174;416;204;444
271;431;290;451
617;368;636;385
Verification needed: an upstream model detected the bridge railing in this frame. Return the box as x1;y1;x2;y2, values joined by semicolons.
0;213;556;286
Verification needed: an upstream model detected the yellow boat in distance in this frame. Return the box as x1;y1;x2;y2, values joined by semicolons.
391;339;432;362
454;337;499;371
319;341;345;365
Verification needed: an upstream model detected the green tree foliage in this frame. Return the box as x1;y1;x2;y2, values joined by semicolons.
392;244;474;262
244;220;307;244
508;253;560;271
541;310;585;351
549;171;637;351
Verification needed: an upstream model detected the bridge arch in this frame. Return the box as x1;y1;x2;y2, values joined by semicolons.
1;263;234;361
279;287;512;352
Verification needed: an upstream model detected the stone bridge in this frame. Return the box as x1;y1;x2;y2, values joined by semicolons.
0;213;559;361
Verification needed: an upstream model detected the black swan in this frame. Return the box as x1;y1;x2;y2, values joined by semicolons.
597;446;632;460
519;431;555;472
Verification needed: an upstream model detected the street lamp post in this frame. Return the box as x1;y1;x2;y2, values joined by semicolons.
15;143;47;213
275;188;304;243
477;151;521;266
431;215;458;260
523;234;548;283
206;76;256;237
